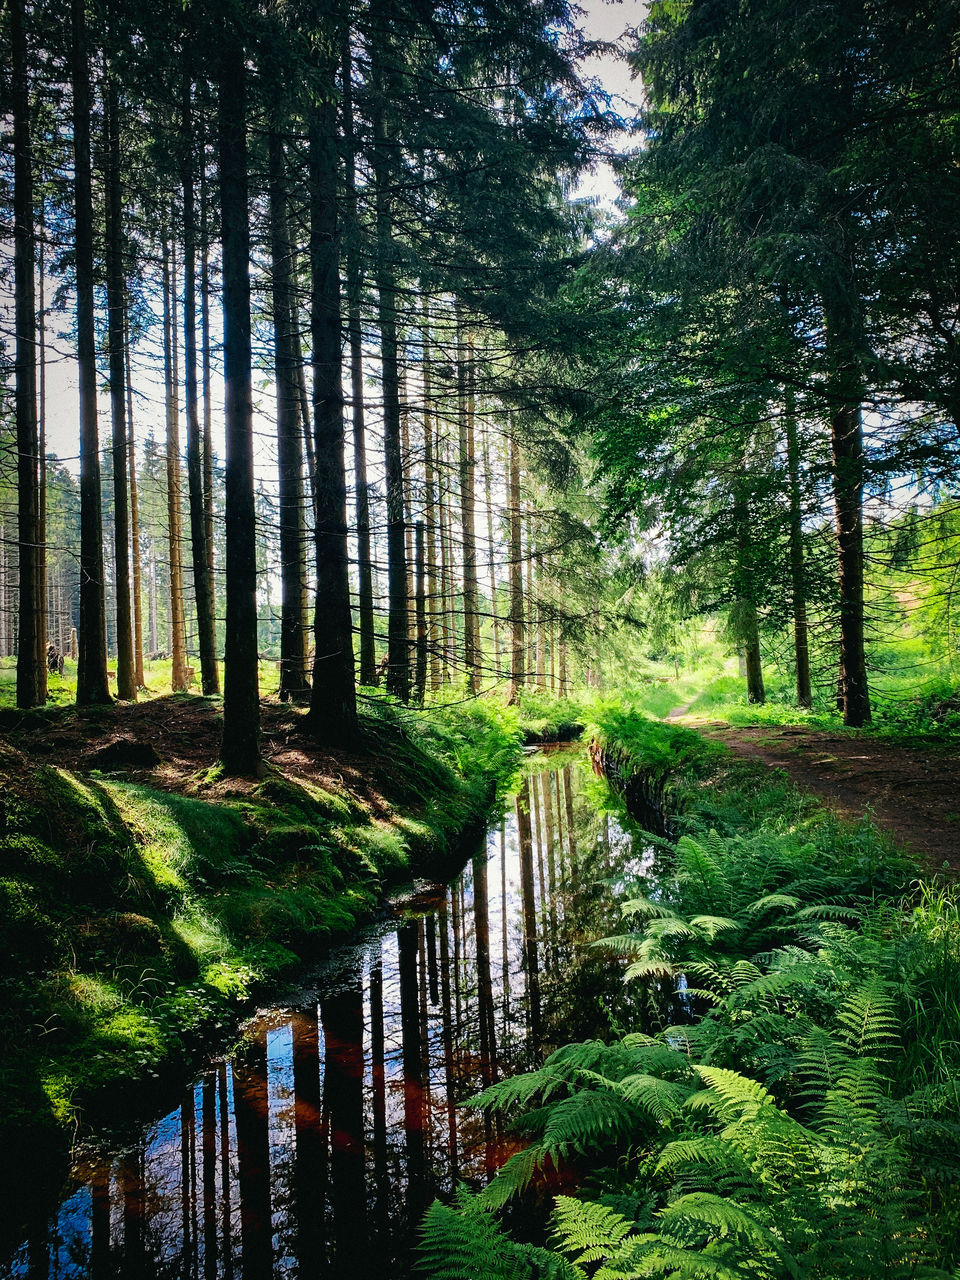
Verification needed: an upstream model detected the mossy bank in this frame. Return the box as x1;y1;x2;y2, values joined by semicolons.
0;694;522;1249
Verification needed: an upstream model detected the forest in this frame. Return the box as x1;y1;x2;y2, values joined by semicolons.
3;0;960;1275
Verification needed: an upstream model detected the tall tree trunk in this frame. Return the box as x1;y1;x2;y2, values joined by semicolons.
483;423;501;679
124;313;144;687
307;21;359;744
438;428;452;683
199;160;217;654
218;35;260;774
733;483;765;705
824;292;871;727
370;14;409;703
72;0;110;706
401;362;417;649
535;559;547;690
37;200;48;684
13;0;44;708
784;390;812;708
105;79;135;700
414;520;427;703
342;35;377;687
183;78;219;697
421;302;441;691
269;123;310;702
162;234;188;693
508;426;524;702
457;313;480;693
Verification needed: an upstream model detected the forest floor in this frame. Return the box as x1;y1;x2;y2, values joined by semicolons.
668;707;960;870
0;694;421;819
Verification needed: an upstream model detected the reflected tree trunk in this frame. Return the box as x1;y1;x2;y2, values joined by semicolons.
320;965;366;1271
201;1076;218;1280
292;1005;324;1274
218;1063;234;1280
437;895;458;1181
516;778;541;1054
232;1029;272;1280
397;921;425;1216
91;1163;110;1279
121;1150;145;1275
369;951;389;1227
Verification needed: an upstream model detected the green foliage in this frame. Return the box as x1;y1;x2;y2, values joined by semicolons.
425;719;960;1277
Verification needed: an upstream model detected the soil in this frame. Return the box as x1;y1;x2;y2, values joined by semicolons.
675;717;960;871
0;694;415;819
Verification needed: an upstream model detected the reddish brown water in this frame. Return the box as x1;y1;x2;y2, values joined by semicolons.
2;752;669;1278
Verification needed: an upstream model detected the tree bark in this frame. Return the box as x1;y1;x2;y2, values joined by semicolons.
508;425;525;702
162;234;188;693
733;483;765;705
414;520;427;703
342;34;377;687
307;15;359;744
13;0;45;708
199;160;217;657
457;313;481;693
124;312;144;687
483;423;501;679
824;293;871;727
105;79;135;700
370;11;409;702
421;302;441;691
72;0;110;706
218;35;260;774
784;390;812;708
183;77;219;697
269;123;310;702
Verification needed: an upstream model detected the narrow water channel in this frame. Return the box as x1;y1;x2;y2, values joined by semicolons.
3;749;672;1279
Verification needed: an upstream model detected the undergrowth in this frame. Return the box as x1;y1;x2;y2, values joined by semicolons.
421;713;960;1278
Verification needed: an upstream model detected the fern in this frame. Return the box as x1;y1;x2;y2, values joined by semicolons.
420;1192;582;1279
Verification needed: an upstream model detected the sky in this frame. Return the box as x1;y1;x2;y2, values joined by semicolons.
37;0;647;465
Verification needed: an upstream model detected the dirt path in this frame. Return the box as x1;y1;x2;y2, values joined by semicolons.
678;720;960;871
667;699;697;720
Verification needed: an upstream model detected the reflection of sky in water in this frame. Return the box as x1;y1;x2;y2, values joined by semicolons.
4;755;666;1278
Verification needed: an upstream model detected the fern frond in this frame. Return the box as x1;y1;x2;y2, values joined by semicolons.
552;1195;635;1266
746;893;801;914
619;1073;693;1122
694;1066;775;1118
620;896;678;920
795;903;863;922
625;957;676;980
834;981;899;1058
466;1066;568;1113
688;914;740;938
476;1144;543;1209
658;1191;791;1258
420;1192;580;1279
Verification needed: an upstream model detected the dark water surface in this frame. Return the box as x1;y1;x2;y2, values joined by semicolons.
3;751;669;1278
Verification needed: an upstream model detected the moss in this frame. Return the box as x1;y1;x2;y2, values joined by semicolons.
0;700;519;1186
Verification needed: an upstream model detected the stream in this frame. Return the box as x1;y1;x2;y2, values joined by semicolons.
2;748;675;1279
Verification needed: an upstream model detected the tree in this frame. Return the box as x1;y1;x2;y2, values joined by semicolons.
307;5;359;744
12;0;46;708
218;14;260;774
72;0;110;706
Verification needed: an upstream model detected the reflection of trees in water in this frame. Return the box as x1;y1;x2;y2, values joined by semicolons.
8;756;670;1279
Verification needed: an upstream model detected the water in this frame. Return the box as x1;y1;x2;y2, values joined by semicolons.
2;751;673;1278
